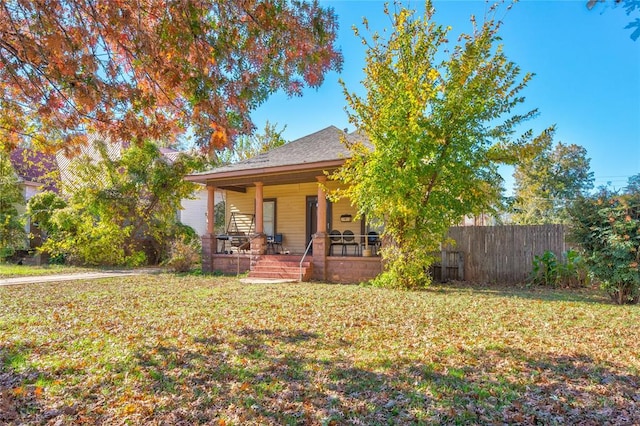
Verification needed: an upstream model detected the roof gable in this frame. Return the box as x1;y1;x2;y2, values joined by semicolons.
189;126;356;184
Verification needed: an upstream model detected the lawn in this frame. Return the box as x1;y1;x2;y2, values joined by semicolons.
1;275;638;425
0;264;89;278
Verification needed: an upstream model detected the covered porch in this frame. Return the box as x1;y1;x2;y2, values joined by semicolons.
198;177;383;283
186;126;383;283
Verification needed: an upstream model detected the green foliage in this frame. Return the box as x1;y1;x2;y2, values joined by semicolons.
568;183;640;304
0;153;26;260
333;2;542;289
36;140;203;266
512;129;594;224
530;251;559;287
26;191;67;238
214;200;226;235
529;249;589;288
214;121;287;165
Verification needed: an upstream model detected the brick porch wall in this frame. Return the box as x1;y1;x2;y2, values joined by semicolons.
202;235;215;273
202;234;251;275
311;233;327;281
326;257;383;284
212;255;251;275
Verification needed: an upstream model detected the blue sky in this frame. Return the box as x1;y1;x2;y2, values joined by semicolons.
252;0;639;194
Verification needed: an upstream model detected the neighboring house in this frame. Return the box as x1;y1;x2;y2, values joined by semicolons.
187;125;383;283
10;149;59;248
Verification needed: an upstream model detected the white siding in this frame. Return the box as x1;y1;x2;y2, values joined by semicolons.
179;186;223;236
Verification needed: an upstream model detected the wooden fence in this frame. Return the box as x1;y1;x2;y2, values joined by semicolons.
442;225;568;284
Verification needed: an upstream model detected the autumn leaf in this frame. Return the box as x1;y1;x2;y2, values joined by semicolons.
0;0;342;154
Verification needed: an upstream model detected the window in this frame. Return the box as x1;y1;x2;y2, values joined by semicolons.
263;199;276;236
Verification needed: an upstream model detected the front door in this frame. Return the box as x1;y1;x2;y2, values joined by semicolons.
306;195;331;253
306;196;317;253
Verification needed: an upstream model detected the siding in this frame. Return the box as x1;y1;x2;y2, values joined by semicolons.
330;196;363;235
226;182;360;254
179;187;223;236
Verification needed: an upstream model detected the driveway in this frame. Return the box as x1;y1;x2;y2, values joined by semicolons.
0;269;160;287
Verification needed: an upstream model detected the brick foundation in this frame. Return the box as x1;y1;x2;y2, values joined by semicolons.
311;233;327;281
212;254;251;275
201;234;215;273
326;257;382;284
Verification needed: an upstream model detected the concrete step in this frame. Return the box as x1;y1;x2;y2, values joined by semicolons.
254;261;311;268
248;270;306;280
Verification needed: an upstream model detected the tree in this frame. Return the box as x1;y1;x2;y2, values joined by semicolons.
624;173;640;194
587;0;640;41
25;190;67;241
511;129;594;224
568;184;640;304
214;120;287;165
333;2;543;289
0;1;342;155
33;140;203;265
0;152;26;260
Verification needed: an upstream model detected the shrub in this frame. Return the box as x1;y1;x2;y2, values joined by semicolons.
559;249;590;288
568;189;640;304
530;250;559;287
529;249;590;288
164;236;201;273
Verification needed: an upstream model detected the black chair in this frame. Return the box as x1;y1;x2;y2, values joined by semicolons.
266;234;284;254
365;231;380;255
329;230;342;256
273;233;283;253
342;230;360;256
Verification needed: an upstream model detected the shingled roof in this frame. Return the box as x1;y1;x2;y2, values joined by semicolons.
187;126;359;188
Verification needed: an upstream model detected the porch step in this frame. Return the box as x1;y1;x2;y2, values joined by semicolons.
248;255;313;281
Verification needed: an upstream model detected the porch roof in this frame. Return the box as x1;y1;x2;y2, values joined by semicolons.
187;126;360;190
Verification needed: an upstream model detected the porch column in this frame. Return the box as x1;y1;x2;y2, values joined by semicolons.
252;182;266;262
202;184;217;273
313;176;328;281
254;181;264;234
206;185;216;235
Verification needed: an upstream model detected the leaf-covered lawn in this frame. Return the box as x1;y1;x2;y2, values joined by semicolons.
1;276;638;425
0;264;89;278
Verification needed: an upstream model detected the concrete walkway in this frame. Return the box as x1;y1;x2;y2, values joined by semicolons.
0;269;160;287
239;277;298;284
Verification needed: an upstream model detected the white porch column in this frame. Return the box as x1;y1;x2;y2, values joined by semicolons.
206;185;216;235
254;181;264;234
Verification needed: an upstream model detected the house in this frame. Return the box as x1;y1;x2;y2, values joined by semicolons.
186;125;383;283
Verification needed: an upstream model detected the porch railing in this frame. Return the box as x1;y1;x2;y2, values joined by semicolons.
328;233;381;257
299;238;314;282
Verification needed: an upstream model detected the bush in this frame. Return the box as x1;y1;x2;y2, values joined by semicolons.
529;249;589;288
164;236;201;273
568;189;640;304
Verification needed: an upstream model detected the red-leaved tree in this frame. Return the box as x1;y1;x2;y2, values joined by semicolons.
0;0;342;155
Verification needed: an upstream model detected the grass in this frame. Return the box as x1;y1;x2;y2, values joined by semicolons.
0;275;638;425
0;264;89;278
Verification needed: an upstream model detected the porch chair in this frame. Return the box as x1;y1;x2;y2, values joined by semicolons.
342;230;360;256
364;231;381;256
267;234;284;254
329;230;343;256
